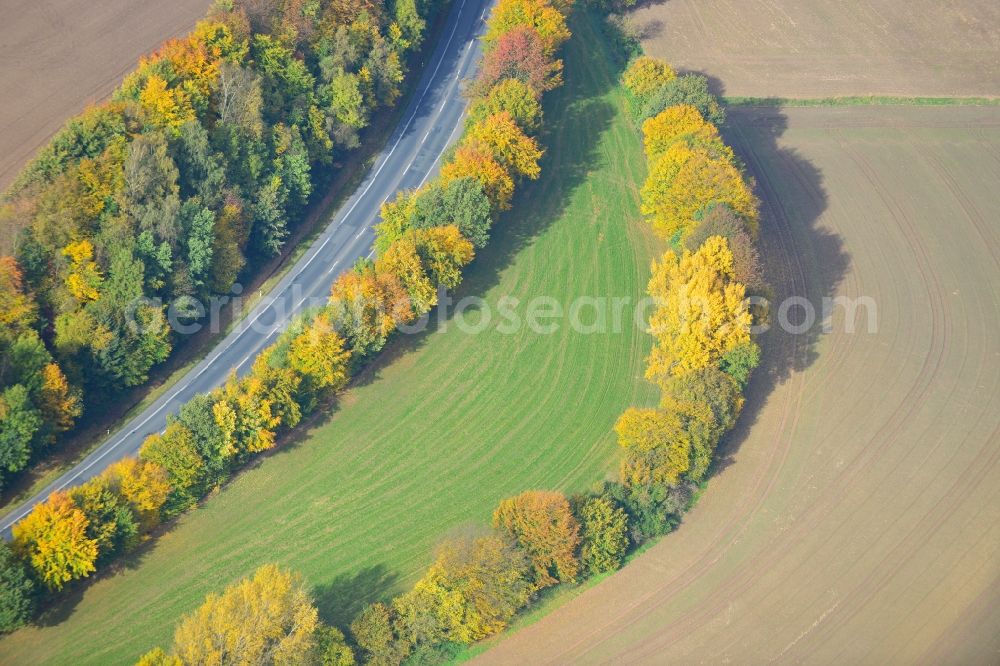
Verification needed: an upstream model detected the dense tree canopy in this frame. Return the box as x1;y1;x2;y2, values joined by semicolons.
484;0;571;55
622;56;676;113
467;78;543;134
578;496;628;575
642;73;726;126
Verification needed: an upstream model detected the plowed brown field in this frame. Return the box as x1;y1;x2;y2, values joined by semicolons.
0;0;210;193
628;0;1000;98
479;105;1000;663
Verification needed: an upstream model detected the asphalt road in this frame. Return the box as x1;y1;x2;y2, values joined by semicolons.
0;0;492;537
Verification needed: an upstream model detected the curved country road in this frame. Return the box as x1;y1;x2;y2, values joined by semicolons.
0;0;492;537
478;106;1000;663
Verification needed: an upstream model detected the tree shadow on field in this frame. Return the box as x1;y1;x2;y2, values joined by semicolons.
710;98;850;476
313;564;400;628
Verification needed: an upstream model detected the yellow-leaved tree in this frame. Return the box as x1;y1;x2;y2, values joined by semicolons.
465;111;543;180
288;312;353;395
61;239;104;303
484;0;570;55
467;78;543;133
104;458;171;531
622;56;676;106
375;234;437;315
138;74;196;131
614;407;691;487
641;104;730;161
212;373;283;457
12;492;98;590
392;534;533;645
416;225;475;290
375;226;474;315
167;564;319;665
641;142;758;240
646;236;752;383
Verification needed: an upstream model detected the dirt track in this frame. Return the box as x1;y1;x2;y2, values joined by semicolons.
0;0;210;193
478;106;1000;663
629;0;1000;98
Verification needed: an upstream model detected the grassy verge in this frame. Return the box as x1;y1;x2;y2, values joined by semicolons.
724;95;1000;107
0;9;661;664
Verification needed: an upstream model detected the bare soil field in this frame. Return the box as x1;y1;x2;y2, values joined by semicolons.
0;0;210;192
629;0;1000;97
479;105;1000;663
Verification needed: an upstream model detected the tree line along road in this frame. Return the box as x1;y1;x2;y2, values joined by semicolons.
0;0;494;538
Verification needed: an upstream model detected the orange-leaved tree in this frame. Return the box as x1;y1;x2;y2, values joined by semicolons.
329;265;414;357
440;146;514;211
475;26;563;96
493;490;580;587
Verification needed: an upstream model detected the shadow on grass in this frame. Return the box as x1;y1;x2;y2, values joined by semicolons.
314;565;401;627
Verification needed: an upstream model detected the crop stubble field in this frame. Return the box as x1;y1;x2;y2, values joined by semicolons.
629;0;1000;98
0;15;661;664
479;105;1000;663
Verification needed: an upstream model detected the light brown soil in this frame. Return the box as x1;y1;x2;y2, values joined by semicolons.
478;105;1000;664
0;0;211;193
629;0;1000;98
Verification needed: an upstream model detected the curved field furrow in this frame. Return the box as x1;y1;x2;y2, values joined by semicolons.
479;105;1000;663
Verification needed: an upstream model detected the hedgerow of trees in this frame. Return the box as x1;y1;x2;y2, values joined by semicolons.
0;0;431;490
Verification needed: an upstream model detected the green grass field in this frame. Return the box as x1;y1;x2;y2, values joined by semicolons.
0;12;660;664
